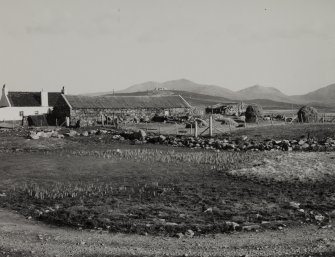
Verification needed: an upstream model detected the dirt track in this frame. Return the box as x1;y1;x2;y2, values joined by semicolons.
0;208;334;257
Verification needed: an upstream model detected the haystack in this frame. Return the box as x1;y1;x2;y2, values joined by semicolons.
297;106;318;123
245;104;264;123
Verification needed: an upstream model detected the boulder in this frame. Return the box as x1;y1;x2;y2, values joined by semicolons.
225;221;240;231
89;130;97;135
29;132;40;140
302;143;310;150
81;131;89;137
65;130;78;137
159;135;167;143
242;224;260;231
185;229;195;238
50;131;60;138
314;214;325;222
138;129;146;141
289;201;300;209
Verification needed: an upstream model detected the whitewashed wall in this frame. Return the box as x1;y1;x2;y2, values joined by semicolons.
0;107;52;121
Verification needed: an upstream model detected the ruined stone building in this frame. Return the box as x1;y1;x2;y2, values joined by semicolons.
205;102;246;116
52;95;191;126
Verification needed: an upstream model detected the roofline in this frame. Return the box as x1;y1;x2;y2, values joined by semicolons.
69;95;191;98
64;94;192;109
61;94;72;109
8;91;60;94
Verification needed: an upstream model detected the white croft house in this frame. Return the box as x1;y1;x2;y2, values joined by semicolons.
0;85;65;122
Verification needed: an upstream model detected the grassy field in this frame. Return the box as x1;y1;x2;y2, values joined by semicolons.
0;146;334;236
0;123;335;237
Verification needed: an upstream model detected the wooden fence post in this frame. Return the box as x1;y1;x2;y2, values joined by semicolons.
194;121;198;138
101;114;104;127
209;115;213;137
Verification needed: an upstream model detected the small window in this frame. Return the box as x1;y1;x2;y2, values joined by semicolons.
34;111;39;115
19;111;24;117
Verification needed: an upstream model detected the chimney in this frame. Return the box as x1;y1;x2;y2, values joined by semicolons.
2;84;8;96
41;89;48;107
61;86;67;94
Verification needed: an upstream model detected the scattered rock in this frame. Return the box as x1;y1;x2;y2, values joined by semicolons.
314;215;325;222
175;232;184;239
321;224;332;229
81;131;89;137
204;207;213;213
185;229;195;238
242;224;260;231
138;129;146;141
24;128;335;153
64;130;77;137
289;201;301;209
226;221;240;231
29;132;40;140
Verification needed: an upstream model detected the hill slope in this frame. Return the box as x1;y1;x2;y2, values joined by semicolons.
292;83;335;104
111;90;307;110
117;79;296;103
118;79;243;100
238;85;293;103
88;79;335;106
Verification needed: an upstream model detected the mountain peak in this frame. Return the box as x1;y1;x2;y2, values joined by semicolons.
300;83;335;103
247;85;281;92
91;79;335;105
237;85;290;102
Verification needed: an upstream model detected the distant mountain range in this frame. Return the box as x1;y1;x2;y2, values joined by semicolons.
109;89;300;110
88;79;335;106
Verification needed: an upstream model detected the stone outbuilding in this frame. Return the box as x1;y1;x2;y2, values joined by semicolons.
52;95;192;127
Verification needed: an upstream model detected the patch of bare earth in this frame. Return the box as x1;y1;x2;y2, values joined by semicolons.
229;152;335;183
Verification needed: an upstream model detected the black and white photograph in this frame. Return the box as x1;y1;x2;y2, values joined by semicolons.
0;1;335;256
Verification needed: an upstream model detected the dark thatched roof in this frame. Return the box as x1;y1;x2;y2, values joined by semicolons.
63;95;191;109
7;92;62;107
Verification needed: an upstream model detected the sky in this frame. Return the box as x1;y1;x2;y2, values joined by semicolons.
0;0;335;95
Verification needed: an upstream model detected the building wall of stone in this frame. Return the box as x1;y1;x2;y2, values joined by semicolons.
223;104;246;116
69;107;189;126
206;103;246;116
50;96;71;125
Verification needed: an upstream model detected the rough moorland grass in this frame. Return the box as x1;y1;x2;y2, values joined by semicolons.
0;150;334;236
54;148;257;171
227;123;335;141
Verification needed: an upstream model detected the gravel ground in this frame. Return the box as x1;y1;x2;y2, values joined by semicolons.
0;208;334;257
